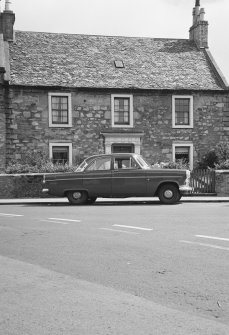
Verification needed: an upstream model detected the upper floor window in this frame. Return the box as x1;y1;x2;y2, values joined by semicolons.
172;96;193;128
111;94;133;128
48;93;72;127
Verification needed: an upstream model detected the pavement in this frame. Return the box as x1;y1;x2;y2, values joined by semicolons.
0;196;229;204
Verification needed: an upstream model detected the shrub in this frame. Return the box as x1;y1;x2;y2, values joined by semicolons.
196;150;218;169
215;159;229;170
5;149;78;174
215;143;229;163
197;143;229;169
5;162;78;174
152;159;189;170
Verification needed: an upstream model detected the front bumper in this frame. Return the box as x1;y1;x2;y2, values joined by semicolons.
179;185;193;195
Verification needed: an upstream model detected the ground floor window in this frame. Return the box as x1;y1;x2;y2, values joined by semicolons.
172;143;193;170
49;143;72;165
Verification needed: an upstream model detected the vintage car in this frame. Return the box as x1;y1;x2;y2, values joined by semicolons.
42;153;192;204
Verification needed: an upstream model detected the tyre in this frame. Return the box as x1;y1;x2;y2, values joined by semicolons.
66;191;88;205
158;184;181;204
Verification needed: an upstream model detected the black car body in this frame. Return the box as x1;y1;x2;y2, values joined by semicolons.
42;153;192;204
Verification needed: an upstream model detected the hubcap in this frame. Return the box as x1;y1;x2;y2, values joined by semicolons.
164;189;173;199
72;192;82;200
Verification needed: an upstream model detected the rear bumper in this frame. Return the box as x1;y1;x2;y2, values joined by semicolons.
42;188;49;193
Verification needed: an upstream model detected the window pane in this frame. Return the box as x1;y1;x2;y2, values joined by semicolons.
114;97;130;125
52;146;69;164
175;147;190;164
87;157;111;171
51;96;69;124
175;98;190;125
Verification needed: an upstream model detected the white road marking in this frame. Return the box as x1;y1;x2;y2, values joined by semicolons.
0;213;24;217
99;228;140;235
41;219;71;225
196;235;229;242
49;218;81;222
180;240;229;251
113;224;153;231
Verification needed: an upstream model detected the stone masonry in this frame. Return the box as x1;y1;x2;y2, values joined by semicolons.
2;87;228;168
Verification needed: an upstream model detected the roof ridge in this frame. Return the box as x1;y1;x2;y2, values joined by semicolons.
14;30;189;42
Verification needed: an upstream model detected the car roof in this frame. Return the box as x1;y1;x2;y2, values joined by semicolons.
84;153;137;160
83;153;139;163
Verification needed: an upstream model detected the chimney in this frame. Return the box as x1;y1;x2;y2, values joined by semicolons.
189;0;208;49
0;0;15;41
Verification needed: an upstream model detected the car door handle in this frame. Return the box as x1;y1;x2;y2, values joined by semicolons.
146;178;151;182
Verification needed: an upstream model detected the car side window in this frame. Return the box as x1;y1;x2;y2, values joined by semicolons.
86;157;111;171
114;157;139;170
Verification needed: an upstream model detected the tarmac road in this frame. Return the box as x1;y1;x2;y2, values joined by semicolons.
0;200;229;334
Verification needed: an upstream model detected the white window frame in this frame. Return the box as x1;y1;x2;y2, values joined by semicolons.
111;94;133;128
172;95;193;129
48;92;72;127
172;143;194;170
49;142;73;165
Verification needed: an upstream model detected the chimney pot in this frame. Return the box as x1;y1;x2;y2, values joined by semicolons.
199;8;205;21
5;0;12;12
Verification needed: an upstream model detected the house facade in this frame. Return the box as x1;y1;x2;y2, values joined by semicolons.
0;0;229;171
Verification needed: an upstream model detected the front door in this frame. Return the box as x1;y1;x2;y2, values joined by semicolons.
111;155;147;196
83;156;112;197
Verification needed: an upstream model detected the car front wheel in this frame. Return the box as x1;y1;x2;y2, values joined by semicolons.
158;184;181;204
66;191;88;205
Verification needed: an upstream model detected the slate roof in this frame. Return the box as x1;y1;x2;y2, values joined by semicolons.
8;30;224;90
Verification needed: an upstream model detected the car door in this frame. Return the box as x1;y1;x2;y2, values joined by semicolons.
111;156;148;197
83;156;112;197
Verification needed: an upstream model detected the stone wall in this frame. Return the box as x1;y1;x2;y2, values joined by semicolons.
0;173;49;199
3;87;228;168
0;86;5;171
215;170;229;196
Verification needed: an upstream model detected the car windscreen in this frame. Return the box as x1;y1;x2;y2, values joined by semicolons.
75;161;88;172
134;155;151;169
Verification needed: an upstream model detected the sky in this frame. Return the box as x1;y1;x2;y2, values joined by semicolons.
3;0;229;83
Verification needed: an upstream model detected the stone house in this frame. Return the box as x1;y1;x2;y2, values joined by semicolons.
0;0;229;171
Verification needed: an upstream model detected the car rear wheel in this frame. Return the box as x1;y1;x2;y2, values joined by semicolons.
66;191;88;205
158;184;181;204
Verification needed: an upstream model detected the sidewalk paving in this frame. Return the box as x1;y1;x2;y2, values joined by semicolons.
0;196;229;204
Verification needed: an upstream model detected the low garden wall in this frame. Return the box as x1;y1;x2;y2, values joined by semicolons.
215;170;229;196
0;173;47;199
0;170;229;198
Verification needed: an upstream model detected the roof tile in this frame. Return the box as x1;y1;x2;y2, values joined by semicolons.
9;31;223;90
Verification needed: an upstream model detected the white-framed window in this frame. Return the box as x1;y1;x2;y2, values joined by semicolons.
172;95;193;128
49;143;73;165
172;143;193;170
48;93;72;127
111;94;133;128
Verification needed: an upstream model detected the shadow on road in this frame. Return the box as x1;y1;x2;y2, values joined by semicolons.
22;200;182;207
